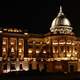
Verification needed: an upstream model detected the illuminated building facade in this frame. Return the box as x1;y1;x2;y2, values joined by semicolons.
0;6;80;73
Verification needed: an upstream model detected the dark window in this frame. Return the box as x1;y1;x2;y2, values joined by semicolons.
70;65;74;72
66;46;69;52
10;64;15;70
55;46;58;52
61;46;64;52
42;64;47;72
3;64;7;70
29;64;32;70
20;64;23;70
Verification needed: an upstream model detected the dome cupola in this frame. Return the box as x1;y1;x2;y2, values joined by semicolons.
50;6;72;34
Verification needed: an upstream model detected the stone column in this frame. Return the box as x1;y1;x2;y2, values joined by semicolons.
23;60;29;71
7;62;10;73
32;59;37;70
39;61;44;72
47;61;53;72
15;61;20;71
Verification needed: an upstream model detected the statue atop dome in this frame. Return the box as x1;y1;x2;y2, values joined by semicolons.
58;6;64;16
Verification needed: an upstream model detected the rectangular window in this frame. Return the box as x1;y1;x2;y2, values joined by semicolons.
20;64;23;70
10;64;15;70
3;64;7;70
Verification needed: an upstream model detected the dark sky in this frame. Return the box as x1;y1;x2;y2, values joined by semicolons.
0;0;80;36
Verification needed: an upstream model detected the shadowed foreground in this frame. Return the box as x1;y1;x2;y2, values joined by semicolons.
0;70;80;80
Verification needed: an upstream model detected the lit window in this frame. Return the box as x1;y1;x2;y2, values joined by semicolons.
3;41;6;45
41;58;43;61
66;41;71;44
19;42;22;45
19;48;22;53
33;58;36;61
66;42;71;44
46;41;49;44
52;42;58;45
8;28;13;32
28;49;32;54
59;42;65;44
43;50;46;53
33;41;35;44
75;52;77;55
69;50;71;53
11;47;14;52
11;42;14;45
3;48;6;52
24;33;28;35
72;43;75;45
0;30;2;33
36;50;39;53
3;28;7;31
8;29;10;32
17;30;19;32
67;53;71;57
53;50;55;53
40;42;42;44
14;29;17;32
63;50;65;53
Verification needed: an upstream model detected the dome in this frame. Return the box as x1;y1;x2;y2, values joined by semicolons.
51;15;71;27
50;6;72;34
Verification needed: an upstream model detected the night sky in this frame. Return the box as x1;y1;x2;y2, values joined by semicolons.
0;0;80;36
